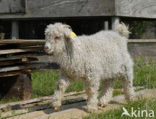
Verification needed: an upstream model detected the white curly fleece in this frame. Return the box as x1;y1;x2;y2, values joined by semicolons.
44;23;135;112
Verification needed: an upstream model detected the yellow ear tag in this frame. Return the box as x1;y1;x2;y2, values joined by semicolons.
70;32;76;39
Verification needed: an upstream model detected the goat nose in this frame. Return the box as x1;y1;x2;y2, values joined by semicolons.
44;46;49;51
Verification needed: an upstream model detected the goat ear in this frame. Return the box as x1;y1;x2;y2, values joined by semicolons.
64;31;77;41
63;24;77;41
63;24;71;29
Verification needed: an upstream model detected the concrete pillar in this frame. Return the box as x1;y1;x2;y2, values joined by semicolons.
104;21;109;30
11;21;19;39
111;17;120;30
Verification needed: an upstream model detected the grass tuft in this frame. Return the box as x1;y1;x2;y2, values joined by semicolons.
31;70;84;97
134;56;156;88
84;98;156;119
32;70;60;98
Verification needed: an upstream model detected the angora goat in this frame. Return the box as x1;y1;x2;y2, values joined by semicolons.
44;23;134;113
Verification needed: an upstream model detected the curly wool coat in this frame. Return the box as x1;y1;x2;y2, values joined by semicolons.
44;23;134;112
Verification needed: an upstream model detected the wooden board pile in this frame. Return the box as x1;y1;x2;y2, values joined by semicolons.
0;40;46;78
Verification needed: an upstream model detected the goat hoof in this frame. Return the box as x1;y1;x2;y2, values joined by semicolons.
85;106;98;113
54;106;59;111
98;103;107;107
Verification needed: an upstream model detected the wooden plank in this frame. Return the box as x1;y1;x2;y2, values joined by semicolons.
0;87;147;113
0;39;156;44
0;0;114;19
0;48;43;55
0;0;25;14
0;90;86;111
0;65;39;73
0;71;21;77
0;0;155;19
0;53;45;61
0;69;39;77
0;57;38;66
0;62;59;72
27;0;114;17
128;43;156;59
128;39;156;43
0;66;30;72
115;0;156;18
0;40;45;45
0;0;156;19
129;40;156;60
0;45;44;51
20;46;44;49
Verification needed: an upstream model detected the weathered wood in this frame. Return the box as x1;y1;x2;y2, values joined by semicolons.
1;39;155;44
0;40;44;100
0;54;45;61
0;40;45;45
0;48;42;55
129;40;156;60
0;62;59;73
0;0;25;14
0;91;86;112
27;0;114;17
0;66;31;73
0;45;42;51
0;0;155;19
0;97;87;119
1;39;156;45
0;71;21;77
115;0;156;18
0;57;38;66
0;0;114;19
0;87;146;114
0;90;85;110
0;69;39;77
128;39;156;43
128;43;156;59
2;39;156;44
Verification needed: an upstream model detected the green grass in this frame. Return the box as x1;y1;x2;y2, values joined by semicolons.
32;70;60;98
112;87;145;97
0;98;19;105
134;57;156;88
31;56;156;97
84;98;156;119
0;57;155;104
114;57;156;89
32;70;84;98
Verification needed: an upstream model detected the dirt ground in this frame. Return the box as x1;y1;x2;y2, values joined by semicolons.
5;89;155;119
